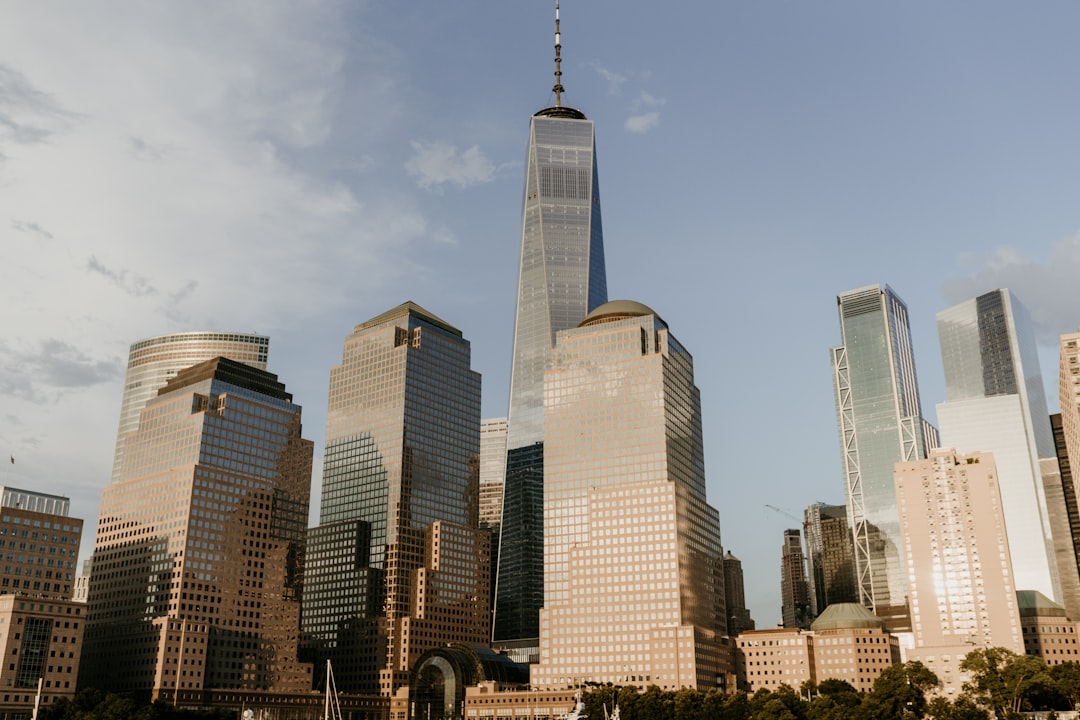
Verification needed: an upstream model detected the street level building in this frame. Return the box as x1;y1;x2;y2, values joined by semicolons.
110;332;269;484
302;303;488;697
0;488;84;719
895;448;1024;699
831;284;937;633
936;289;1062;609
1018;590;1080;666
737;628;813;693
530;301;729;691
83;358;314;701
495;3;607;656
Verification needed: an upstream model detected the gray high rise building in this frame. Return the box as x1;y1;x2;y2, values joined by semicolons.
936;289;1062;605
831;284;937;632
495;4;607;653
780;529;811;630
301;303;488;696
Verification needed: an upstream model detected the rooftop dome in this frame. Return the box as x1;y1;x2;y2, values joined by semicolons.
810;603;885;632
580;300;664;328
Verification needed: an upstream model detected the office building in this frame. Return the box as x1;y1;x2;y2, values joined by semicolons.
83;358;313;700
110;332;269;483
302;303;487;696
895;448;1024;699
530;301;729;691
736;604;899;694
0;488;84;718
936;289;1061;604
803;503;858;617
495;3;608;652
1051;412;1080;620
831;284;937;632
1018;590;1080;666
724;551;755;635
780;529;811;629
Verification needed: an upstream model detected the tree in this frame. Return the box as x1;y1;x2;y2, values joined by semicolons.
926;696;990;720
1049;661;1080;712
858;661;940;720
960;647;1052;719
673;687;704;720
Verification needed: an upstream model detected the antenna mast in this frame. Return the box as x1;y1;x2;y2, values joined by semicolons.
553;1;564;107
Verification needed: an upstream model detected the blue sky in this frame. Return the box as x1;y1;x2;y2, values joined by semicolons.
2;1;1080;625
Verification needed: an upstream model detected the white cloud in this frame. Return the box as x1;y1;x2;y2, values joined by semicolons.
944;232;1080;344
625;112;660;134
405;141;495;190
633;91;666;110
592;65;627;96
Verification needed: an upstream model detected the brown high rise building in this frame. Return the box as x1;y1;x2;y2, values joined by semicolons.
780;529;811;629
724;551;755;635
0;487;85;717
803;503;858;617
530;301;730;691
301;302;488;697
83;358;314;701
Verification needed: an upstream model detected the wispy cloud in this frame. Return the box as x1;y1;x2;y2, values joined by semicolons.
0;338;121;401
11;220;53;240
625;91;666;134
0;64;80;146
945;232;1080;344
405;141;495;190
87;256;158;298
592;64;627;96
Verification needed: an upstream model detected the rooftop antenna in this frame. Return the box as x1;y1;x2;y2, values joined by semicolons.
553;1;564;107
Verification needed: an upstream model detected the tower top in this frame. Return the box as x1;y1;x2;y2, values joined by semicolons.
553;1;564;106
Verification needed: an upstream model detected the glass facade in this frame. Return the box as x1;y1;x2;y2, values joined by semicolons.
530;302;729;691
84;357;314;700
302;303;487;697
803;503;857;617
831;284;935;633
936;289;1061;604
496;106;607;648
111;332;269;484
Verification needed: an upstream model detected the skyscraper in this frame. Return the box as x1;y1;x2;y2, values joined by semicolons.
831;284;936;632
803;503;858;617
84;357;313;700
301;302;487;696
895;448;1024;699
780;529;811;629
530;301;729;691
1056;330;1080;617
495;3;607;651
111;332;269;483
936;289;1061;604
480;417;508;614
724;551;755;635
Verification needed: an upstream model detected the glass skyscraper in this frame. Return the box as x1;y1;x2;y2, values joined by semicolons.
302;302;487;696
111;332;269;483
84;357;313;700
831;284;936;633
530;300;730;691
495;12;607;651
936;289;1062;604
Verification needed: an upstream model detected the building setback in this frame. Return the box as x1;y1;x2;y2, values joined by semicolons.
495;2;607;656
530;300;730;691
83;358;313;701
110;332;269;484
831;284;937;634
302;302;488;697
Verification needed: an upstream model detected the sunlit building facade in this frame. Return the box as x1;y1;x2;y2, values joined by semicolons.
831;284;937;633
531;301;729;691
110;332;269;483
936;289;1061;605
301;303;488;697
496;73;608;650
83;357;314;700
895;448;1024;698
1018;590;1080;665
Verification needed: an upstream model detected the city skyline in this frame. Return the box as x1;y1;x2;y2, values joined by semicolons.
4;2;1080;624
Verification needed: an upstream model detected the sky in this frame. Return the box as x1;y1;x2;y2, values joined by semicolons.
2;1;1080;627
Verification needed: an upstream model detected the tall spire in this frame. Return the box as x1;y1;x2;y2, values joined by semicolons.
553;1;564;107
